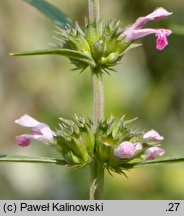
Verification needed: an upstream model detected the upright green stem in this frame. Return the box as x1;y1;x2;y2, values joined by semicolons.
92;73;104;129
88;0;100;23
90;72;105;200
88;0;104;200
90;155;104;200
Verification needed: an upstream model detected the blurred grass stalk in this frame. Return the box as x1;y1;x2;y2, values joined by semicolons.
171;24;184;36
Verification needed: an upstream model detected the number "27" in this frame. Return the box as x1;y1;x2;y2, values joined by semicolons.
167;203;180;211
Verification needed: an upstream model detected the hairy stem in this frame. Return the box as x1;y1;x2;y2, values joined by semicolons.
90;158;104;200
88;0;104;200
89;71;105;200
92;73;104;129
88;0;100;23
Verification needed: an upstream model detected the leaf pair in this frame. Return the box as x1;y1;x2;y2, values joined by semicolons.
0;155;184;167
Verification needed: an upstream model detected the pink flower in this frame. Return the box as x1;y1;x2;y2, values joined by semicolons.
143;129;164;141
121;7;172;50
15;114;54;147
145;147;165;160
114;141;142;159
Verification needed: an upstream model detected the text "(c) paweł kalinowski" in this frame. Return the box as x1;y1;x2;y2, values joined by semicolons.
20;202;104;212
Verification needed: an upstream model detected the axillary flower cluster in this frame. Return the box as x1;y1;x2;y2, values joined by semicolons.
15;114;165;173
15;7;171;174
53;7;172;73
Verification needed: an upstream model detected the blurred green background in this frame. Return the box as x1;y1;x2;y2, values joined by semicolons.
0;0;184;199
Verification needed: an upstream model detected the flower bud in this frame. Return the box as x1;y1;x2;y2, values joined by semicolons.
63;151;81;164
101;52;119;65
145;147;165;160
93;39;105;59
85;23;102;48
143;129;164;142
56;116;94;164
97;138;114;162
114;141;142;159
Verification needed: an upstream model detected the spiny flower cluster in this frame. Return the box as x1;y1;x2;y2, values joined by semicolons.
15;114;165;173
94;116;165;173
54;7;172;73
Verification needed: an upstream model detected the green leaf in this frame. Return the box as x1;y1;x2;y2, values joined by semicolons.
0;155;75;166
11;49;96;67
133;157;184;168
23;0;73;27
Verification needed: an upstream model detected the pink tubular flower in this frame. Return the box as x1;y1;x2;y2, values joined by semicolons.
145;147;165;160
15;114;54;147
121;7;172;50
114;141;142;159
143;129;164;141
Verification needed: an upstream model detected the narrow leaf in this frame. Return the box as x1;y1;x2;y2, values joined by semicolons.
0;155;70;166
11;49;96;67
23;0;73;27
133;157;184;168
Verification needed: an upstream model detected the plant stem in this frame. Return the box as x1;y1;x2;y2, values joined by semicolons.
92;73;104;128
88;0;100;23
90;157;104;200
88;0;104;200
89;72;105;200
